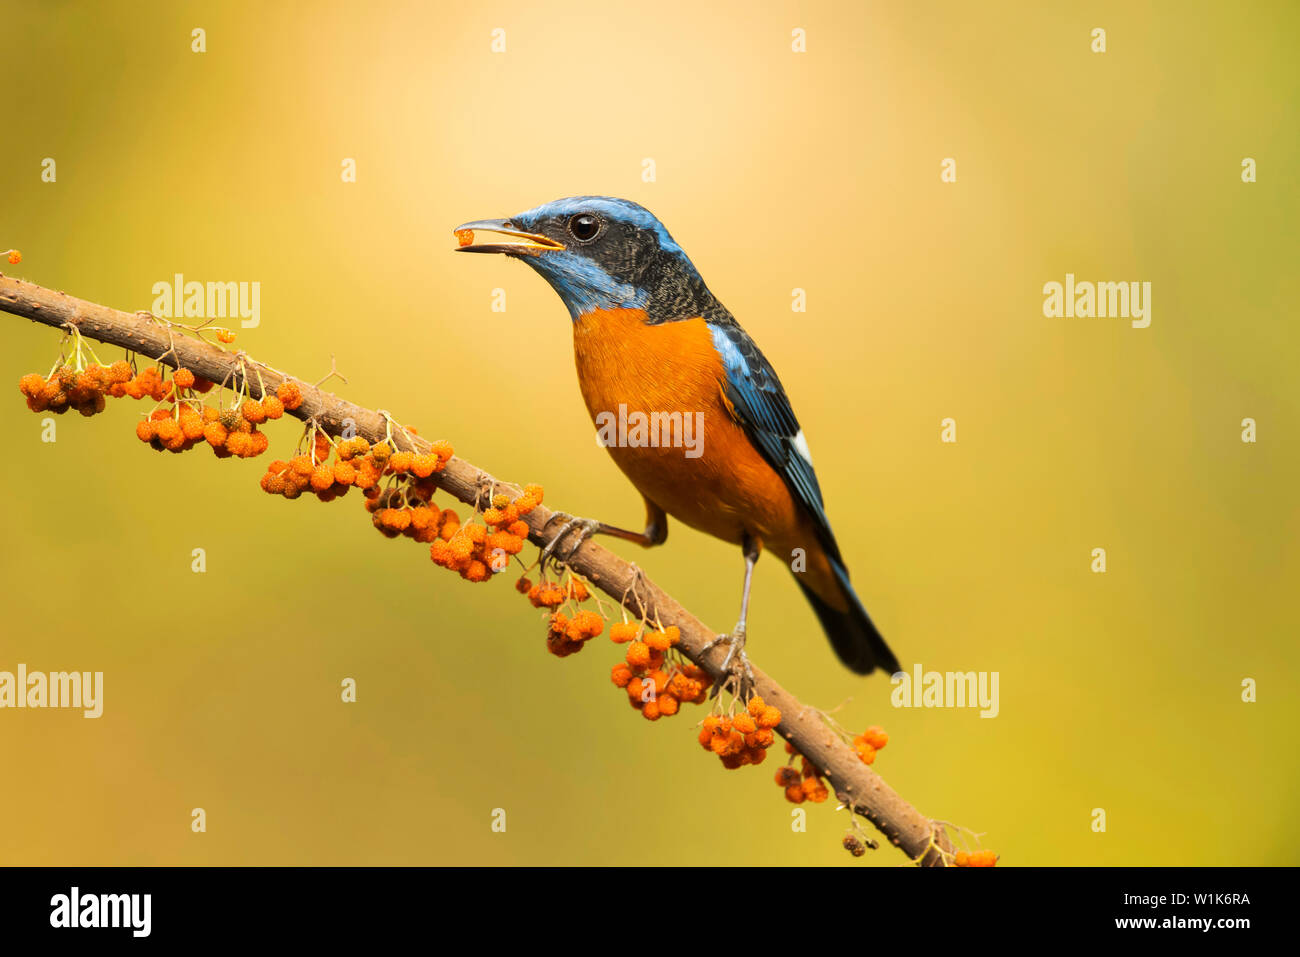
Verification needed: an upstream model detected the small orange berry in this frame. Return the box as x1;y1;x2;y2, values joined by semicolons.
203;422;228;447
644;629;673;652
180;413;205;441
276;381;303;410
625;641;651;670
862;726;889;750
18;373;45;397
609;622;638;644
626;677;645;702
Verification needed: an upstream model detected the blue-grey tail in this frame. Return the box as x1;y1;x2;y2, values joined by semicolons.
794;557;899;676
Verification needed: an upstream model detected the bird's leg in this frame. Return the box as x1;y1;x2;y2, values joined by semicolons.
702;534;761;696
541;500;667;564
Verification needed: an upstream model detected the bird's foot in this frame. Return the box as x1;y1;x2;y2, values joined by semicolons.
702;622;755;698
539;511;601;566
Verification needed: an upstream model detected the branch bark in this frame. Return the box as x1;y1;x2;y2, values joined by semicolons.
0;272;953;865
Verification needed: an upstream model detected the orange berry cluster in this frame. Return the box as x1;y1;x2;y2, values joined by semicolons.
260;432;451;512
19;361;207;417
135;402;269;457
430;483;536;582
6;249;20;265
697;696;782;768
774;744;830;803
610;620;681;670
261;432;361;498
20;363;122;417
252;415;491;584
953;850;998;867
545;609;605;657
203;387;291;456
13;358;314;465
853;725;889;765
520;569;587;609
138;377;295;458
612;657;709;721
515;568;599;655
116;365;216;401
15;359;286;461
368;483;447;535
609;620;710;721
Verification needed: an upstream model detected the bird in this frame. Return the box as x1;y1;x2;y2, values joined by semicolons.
453;197;899;679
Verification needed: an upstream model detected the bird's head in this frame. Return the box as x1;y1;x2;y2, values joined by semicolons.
454;196;727;323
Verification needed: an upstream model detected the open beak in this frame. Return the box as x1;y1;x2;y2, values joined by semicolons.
453;219;565;256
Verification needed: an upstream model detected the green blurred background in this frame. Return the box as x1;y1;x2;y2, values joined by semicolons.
1;0;1296;865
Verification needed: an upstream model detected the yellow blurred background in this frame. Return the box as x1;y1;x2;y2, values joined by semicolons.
1;0;1296;866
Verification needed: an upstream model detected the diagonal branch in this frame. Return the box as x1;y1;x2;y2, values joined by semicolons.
0;272;953;865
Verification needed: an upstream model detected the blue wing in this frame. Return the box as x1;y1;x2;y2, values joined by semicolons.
707;321;841;562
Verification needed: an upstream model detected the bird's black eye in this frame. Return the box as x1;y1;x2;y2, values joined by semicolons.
568;213;600;242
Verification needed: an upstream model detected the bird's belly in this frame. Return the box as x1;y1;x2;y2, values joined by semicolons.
573;310;800;546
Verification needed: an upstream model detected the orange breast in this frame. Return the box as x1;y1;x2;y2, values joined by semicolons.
571;309;804;549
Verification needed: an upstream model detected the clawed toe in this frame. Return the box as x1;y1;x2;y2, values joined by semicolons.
704;625;754;698
540;512;601;565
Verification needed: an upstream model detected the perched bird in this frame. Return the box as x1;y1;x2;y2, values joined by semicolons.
454;197;898;677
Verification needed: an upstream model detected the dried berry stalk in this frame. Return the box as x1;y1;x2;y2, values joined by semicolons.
0;272;953;865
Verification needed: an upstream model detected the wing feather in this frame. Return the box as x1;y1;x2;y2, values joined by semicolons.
707;321;840;562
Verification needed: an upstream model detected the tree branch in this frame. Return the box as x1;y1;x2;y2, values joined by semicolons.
0;272;953;865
